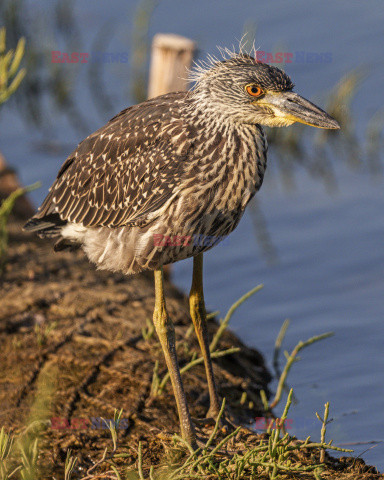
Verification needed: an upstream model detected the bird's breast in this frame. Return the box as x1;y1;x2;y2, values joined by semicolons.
183;122;267;215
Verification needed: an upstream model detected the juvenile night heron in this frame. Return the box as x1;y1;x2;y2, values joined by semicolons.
24;51;339;447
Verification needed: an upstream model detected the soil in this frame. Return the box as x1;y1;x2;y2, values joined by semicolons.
0;217;382;479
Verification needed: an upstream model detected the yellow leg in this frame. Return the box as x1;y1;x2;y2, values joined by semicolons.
189;253;221;418
153;267;196;447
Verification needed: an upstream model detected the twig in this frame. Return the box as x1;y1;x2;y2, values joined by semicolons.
269;332;334;409
137;442;145;480
316;402;330;463
273;319;290;373
203;398;226;452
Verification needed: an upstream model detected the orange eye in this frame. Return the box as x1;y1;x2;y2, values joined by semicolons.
246;85;264;97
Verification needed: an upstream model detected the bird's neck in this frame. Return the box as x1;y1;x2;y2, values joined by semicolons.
184;100;268;213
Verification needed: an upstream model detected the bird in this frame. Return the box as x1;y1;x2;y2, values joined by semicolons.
24;48;340;448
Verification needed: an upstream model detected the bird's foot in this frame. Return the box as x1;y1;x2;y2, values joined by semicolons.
191;416;215;427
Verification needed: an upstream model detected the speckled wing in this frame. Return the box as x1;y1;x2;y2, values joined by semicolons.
34;92;193;229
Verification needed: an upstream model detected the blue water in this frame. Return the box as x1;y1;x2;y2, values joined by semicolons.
1;0;383;470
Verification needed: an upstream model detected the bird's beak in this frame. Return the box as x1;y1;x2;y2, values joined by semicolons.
261;91;340;129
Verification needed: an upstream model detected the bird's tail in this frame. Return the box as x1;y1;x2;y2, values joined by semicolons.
23;213;65;238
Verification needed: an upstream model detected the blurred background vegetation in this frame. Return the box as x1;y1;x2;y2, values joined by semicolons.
1;0;383;178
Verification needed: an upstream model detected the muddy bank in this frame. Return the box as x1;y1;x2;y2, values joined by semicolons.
0;217;271;475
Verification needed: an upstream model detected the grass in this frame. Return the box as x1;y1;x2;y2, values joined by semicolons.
266;330;334;411
57;391;352;480
0;363;56;479
0;182;40;268
139;393;351;480
0;27;30;270
0;26;26;106
34;320;57;347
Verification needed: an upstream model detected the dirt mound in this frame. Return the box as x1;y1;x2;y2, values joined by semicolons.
0;219;271;476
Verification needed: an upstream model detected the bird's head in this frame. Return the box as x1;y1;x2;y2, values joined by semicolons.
191;53;340;129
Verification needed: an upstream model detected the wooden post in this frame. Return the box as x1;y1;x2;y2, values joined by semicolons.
148;33;196;99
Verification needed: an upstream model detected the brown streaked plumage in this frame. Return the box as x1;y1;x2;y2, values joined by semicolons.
25;88;267;274
24;51;340;446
